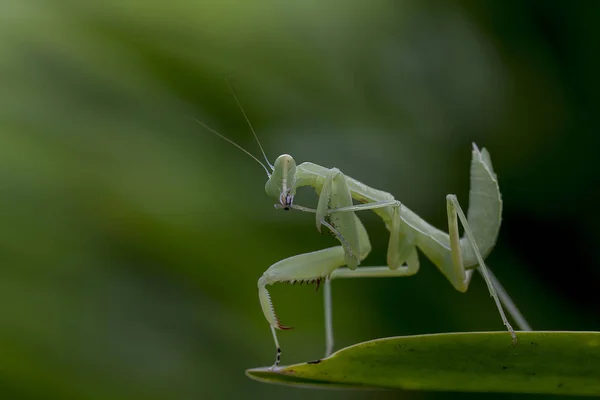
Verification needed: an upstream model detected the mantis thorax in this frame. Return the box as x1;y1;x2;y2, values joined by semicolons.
265;154;297;208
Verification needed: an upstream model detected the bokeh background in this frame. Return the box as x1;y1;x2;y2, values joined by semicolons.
1;0;599;399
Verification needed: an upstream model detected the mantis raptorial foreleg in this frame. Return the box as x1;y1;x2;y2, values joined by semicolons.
258;168;373;367
258;246;346;366
316;168;365;270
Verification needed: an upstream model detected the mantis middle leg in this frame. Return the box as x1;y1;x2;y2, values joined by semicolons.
321;248;421;357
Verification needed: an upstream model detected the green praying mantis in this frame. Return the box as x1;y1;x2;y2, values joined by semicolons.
196;89;532;369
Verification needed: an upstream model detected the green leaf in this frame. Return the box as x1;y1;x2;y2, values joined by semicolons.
246;331;600;395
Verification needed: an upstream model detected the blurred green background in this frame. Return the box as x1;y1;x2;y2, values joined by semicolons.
1;0;599;399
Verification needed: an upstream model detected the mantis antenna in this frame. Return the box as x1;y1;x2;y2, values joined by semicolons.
192;116;272;177
225;79;274;171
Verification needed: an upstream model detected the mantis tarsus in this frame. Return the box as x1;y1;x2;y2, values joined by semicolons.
196;89;532;369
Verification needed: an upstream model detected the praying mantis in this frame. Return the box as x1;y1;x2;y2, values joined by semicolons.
195;89;532;369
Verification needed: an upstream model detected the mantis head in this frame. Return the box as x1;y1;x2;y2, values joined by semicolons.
265;154;297;209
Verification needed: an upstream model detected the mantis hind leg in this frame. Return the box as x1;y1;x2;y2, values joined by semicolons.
442;145;530;337
445;194;531;342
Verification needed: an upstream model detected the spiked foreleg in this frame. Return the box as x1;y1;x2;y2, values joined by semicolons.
260;173;373;366
258;246;347;368
325;199;417;270
316;168;365;269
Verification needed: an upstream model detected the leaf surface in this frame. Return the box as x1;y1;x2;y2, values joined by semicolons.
247;331;600;395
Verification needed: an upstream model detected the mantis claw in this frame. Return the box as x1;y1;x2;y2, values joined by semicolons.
259;277;293;331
